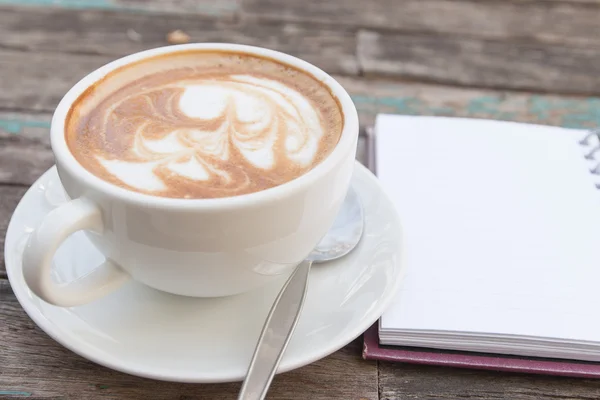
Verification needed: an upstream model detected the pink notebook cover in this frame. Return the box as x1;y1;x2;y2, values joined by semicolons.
361;121;600;378
362;324;600;378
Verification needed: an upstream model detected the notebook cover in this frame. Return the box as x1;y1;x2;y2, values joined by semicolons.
362;324;600;378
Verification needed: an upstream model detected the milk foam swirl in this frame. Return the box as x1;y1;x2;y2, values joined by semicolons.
66;51;343;199
98;75;323;195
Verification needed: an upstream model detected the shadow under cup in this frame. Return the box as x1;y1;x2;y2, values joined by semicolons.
24;43;359;307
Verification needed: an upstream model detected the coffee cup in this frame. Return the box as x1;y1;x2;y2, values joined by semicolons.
22;43;359;307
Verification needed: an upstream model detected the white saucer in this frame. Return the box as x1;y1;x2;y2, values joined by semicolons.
5;162;404;383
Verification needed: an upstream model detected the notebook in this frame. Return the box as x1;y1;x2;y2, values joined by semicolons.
363;115;600;376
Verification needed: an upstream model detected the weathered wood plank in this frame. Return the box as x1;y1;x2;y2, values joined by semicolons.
538;0;600;3
243;0;600;47
379;362;600;399
357;29;600;95
0;0;239;18
0;50;110;112
0;186;28;280
0;19;356;111
336;76;600;130
0;112;53;186
536;0;600;4
0;6;357;100
0;5;350;62
4;5;600;106
114;0;239;17
0;279;378;399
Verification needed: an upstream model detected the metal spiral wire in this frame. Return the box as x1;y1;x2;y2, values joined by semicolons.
585;144;600;161
582;129;600;188
579;129;600;146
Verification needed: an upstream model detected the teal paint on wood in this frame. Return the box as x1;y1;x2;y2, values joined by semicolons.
465;96;516;121
0;118;51;134
3;94;600;136
529;96;600;129
426;106;457;115
438;95;514;120
352;93;600;130
0;0;237;15
0;391;32;397
0;0;112;9
351;95;422;116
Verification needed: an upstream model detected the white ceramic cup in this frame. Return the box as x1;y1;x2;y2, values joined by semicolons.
21;43;359;307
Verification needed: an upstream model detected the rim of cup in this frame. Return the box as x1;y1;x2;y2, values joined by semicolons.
51;43;359;210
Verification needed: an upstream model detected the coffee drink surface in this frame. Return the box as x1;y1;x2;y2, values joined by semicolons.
66;50;344;199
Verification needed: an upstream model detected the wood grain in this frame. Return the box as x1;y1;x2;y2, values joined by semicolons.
337;76;600;129
0;186;28;280
114;0;239;17
537;1;600;3
0;5;352;62
0;50;110;113
379;362;600;399
0;112;53;186
0;280;378;400
243;0;600;47
4;4;600;103
0;6;357;101
357;29;600;95
0;0;239;18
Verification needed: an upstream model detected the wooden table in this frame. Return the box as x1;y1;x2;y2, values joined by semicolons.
2;0;600;398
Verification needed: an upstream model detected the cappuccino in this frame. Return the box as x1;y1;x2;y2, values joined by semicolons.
66;50;344;199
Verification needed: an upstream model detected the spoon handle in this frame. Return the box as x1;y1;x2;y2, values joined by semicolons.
237;260;312;400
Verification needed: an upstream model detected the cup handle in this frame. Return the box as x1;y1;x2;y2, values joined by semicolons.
22;197;129;307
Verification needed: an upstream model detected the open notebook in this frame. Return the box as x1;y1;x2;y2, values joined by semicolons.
363;115;600;375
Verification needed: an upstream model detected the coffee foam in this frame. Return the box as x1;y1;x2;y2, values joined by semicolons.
66;50;343;199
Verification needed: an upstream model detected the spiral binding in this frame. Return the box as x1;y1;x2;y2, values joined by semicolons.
578;129;600;188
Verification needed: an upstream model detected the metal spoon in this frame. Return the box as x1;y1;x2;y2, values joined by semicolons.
238;188;364;400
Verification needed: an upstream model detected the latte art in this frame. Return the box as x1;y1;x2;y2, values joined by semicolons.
100;75;323;193
66;51;343;198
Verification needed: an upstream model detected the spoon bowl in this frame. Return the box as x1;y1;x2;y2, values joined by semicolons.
309;187;364;263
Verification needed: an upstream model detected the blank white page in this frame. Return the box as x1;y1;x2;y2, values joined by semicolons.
377;115;600;341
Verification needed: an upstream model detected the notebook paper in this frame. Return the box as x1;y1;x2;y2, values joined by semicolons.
376;115;600;360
